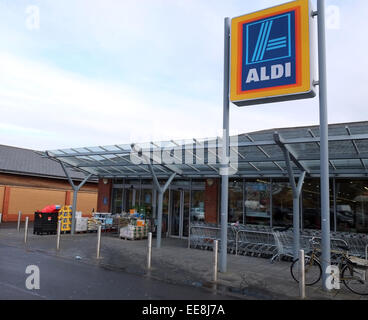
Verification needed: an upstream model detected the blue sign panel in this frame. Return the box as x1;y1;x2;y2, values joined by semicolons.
242;11;296;92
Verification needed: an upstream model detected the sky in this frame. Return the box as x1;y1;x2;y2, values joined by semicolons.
0;0;367;151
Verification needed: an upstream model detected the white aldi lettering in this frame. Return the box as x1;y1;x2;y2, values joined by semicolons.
246;62;292;83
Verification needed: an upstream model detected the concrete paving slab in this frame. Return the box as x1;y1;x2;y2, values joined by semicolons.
1;222;367;300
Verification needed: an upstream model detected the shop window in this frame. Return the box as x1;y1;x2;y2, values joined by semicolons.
191;190;205;222
272;181;293;227
245;180;270;226
229;180;243;224
335;180;368;234
302;179;334;231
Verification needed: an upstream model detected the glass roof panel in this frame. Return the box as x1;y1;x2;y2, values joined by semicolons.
46;122;368;178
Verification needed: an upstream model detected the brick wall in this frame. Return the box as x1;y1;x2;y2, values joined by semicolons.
97;179;112;212
204;178;219;224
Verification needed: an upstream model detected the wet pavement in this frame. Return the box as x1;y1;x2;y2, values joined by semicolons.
0;222;367;300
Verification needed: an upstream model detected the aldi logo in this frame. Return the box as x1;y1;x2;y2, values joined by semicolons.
230;0;316;106
247;13;292;65
244;11;295;91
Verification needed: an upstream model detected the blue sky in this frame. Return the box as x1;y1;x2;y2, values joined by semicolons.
0;0;367;150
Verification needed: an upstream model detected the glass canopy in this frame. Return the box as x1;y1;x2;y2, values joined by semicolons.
45;122;368;179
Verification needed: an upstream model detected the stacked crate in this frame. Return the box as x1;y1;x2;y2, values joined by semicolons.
119;223;149;240
58;205;72;233
75;217;88;232
87;218;101;232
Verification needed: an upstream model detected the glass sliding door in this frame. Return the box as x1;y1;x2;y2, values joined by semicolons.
182;191;190;237
112;189;123;214
169;189;191;238
170;190;181;237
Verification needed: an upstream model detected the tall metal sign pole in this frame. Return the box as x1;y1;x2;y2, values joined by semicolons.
225;0;325;277
316;0;331;291
220;17;231;273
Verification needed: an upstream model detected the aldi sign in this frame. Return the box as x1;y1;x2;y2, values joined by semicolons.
230;0;316;106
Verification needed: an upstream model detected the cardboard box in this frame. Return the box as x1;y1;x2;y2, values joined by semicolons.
75;217;88;232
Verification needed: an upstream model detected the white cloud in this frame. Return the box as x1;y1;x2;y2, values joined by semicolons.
0;52;221;150
0;0;367;151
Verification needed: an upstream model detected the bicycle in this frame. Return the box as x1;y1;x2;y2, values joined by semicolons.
290;237;368;295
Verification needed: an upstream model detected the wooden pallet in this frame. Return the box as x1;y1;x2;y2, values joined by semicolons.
33;231;57;235
75;230;87;234
119;236;147;241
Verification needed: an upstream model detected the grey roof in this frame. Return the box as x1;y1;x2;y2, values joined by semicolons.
0;144;92;181
46;121;368;179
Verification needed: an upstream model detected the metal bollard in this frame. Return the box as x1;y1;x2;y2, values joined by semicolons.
56;220;61;250
17;211;22;232
24;217;29;244
147;232;152;269
96;225;102;259
299;249;306;299
0;213;2;223
235;232;238;256
213;240;218;282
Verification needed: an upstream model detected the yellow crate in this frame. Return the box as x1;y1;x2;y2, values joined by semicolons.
58;205;72;215
61;224;71;231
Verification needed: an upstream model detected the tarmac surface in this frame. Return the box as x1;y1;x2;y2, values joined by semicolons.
0;222;367;300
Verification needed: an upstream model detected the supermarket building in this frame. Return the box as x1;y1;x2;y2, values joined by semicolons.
0;145;98;222
45;121;368;238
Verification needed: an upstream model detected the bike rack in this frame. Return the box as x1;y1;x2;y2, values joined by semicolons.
189;223;368;262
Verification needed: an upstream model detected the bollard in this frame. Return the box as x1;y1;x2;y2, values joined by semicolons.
235;232;238;256
0;213;2;223
299;250;306;299
17;211;22;232
213;240;218;282
24;217;29;244
96;225;102;259
147;232;152;269
56;220;61;250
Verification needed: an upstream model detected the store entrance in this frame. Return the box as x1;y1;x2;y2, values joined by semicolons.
169;189;190;238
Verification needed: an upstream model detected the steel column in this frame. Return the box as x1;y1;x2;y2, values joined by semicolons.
276;135;306;260
156;191;164;248
71;190;78;235
59;161;92;235
317;0;331;291
220;17;231;274
147;162;176;249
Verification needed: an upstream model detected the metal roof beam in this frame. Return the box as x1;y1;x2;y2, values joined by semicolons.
245;134;285;173
131;143;183;176
274;132;310;174
346;126;367;170
307;129;337;170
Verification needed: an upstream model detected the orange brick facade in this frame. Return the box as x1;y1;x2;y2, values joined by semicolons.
0;173;98;222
